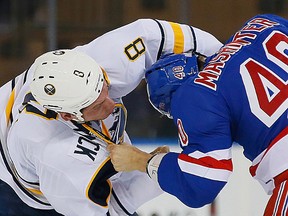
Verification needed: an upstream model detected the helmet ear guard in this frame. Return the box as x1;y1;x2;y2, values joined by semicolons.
145;53;199;118
30;49;104;122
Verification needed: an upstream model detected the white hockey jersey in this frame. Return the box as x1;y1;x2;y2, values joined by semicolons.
0;19;222;215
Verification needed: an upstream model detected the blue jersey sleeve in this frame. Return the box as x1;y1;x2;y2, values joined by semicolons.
156;80;233;207
158;152;228;208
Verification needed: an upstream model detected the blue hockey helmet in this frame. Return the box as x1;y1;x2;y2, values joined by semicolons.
145;53;199;118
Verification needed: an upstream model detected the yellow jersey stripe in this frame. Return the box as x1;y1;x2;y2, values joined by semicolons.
101;120;111;139
169;22;184;53
101;67;110;85
27;188;44;195
82;123;114;145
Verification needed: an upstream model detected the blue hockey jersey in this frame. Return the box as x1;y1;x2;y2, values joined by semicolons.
158;14;288;207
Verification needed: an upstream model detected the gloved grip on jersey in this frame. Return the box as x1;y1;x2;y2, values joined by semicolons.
145;53;199;118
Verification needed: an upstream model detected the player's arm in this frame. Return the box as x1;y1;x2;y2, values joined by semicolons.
75;18;222;68
107;140;231;208
72;19;222;100
155;83;233;207
107;143;169;172
138;18;223;60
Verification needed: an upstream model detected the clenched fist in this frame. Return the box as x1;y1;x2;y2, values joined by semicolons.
107;143;170;173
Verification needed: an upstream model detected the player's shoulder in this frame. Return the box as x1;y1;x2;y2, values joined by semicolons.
121;18;171;34
249;14;287;25
128;18;160;26
10;107;65;143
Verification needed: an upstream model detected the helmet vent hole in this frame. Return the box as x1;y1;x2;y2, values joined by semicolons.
49;76;54;78
52;62;58;64
42;62;47;65
86;72;91;85
39;76;44;79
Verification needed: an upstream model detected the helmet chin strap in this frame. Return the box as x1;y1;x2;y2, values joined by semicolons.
73;112;85;123
74;117;85;123
60;111;86;123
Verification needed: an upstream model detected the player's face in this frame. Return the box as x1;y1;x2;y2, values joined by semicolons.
81;81;115;121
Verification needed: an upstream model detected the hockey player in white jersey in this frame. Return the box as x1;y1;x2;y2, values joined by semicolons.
0;19;222;215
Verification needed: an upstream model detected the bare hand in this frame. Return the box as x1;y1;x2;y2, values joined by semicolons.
150;145;170;155
107;143;152;172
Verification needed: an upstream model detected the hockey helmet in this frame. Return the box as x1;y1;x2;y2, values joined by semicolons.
145;53;199;118
30;49;104;122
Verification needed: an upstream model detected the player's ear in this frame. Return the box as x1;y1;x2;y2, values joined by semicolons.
60;112;74;121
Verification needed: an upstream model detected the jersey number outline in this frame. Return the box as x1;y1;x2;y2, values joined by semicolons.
240;30;288;127
124;37;146;61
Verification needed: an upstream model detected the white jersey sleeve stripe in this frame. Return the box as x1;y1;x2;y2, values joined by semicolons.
177;152;233;182
178;158;232;182
188;148;232;160
250;128;288;194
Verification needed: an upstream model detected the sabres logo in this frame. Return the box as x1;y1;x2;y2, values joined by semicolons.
44;84;56;95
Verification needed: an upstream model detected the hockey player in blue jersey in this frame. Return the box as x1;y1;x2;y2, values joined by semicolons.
108;14;288;216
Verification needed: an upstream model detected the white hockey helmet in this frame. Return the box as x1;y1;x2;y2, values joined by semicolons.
30;49;104;122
